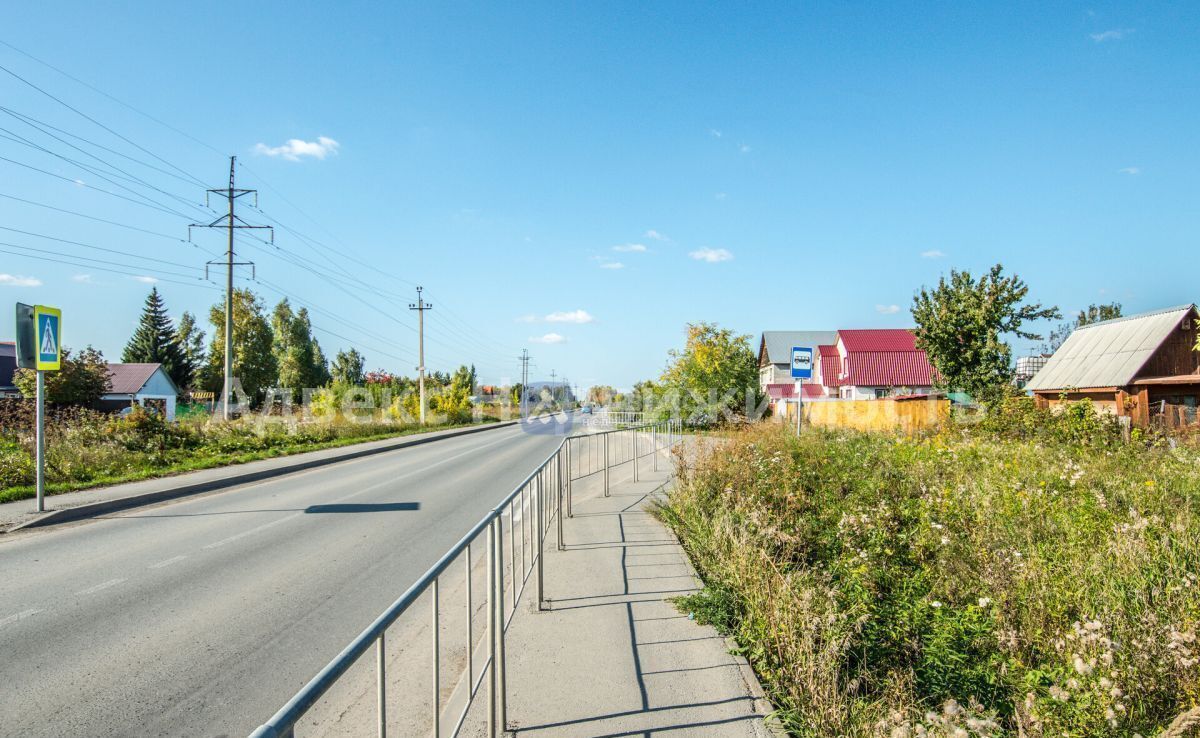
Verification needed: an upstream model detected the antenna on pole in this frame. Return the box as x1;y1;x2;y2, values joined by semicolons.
188;156;273;420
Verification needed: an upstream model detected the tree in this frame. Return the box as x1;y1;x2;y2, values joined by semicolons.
14;346;111;404
331;348;366;385
175;311;206;390
912;264;1060;405
1044;302;1123;353
659;322;759;425
199;288;277;402
271;300;330;397
122;287;189;389
587;385;617;405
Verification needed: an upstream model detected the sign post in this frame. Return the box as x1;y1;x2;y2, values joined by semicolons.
16;303;62;513
791;346;813;435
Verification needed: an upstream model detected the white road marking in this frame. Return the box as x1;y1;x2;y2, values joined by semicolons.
0;608;42;628
75;578;126;596
149;555;187;569
203;515;296;549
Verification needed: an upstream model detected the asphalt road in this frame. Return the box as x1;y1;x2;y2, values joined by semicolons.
0;421;567;737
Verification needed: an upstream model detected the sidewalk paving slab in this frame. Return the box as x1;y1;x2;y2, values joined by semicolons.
493;461;773;738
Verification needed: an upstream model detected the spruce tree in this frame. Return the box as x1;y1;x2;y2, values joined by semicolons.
122;287;189;389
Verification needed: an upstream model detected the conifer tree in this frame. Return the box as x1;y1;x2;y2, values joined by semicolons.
122;287;189;388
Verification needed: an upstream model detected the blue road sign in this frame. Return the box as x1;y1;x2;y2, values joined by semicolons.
791;346;813;380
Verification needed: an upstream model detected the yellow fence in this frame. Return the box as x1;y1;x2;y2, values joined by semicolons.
789;398;950;434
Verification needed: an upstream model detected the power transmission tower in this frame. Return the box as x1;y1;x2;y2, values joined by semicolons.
189;156;272;420
549;369;557;404
409;287;433;424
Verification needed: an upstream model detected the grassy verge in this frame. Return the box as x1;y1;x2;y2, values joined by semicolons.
659;422;1200;737
0;413;502;505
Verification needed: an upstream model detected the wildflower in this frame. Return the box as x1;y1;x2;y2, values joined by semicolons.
1072;654;1093;676
978;597;992;608
931;601;943;608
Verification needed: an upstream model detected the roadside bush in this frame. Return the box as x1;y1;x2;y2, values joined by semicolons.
662;424;1200;737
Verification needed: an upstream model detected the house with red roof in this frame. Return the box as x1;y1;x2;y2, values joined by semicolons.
822;329;935;400
99;363;181;420
0;342;18;398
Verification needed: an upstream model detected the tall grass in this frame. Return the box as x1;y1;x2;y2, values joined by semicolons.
661;422;1200;737
0;403;499;503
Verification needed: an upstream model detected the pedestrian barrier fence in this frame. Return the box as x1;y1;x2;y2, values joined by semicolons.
248;417;680;738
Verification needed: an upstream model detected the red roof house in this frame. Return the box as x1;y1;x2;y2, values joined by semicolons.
829;329;935;399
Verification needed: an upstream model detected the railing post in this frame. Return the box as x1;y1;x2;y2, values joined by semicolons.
494;516;507;731
377;632;387;738
536;470;545;610
566;441;574;518
633;428;639;482
431;578;440;738
603;431;610;497
653;423;659;472
556;451;565;551
487;521;497;738
465;542;473;690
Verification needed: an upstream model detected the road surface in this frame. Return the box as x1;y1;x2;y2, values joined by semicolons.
0;422;565;737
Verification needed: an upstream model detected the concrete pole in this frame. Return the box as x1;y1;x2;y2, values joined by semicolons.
222;158;235;421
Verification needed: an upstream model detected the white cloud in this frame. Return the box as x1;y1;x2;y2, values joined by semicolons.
739;144;751;154
132;275;158;284
1090;28;1133;42
0;273;41;287
545;310;594;324
876;304;901;315
530;332;567;344
613;243;647;253
644;230;670;242
253;136;340;161
598;261;624;270
1118;166;1140;175
921;249;946;259
71;274;94;284
689;247;733;263
709;128;723;138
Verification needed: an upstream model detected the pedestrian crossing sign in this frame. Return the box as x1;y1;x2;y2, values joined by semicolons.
33;305;61;371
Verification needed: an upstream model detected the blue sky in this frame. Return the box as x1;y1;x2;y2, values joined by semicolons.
0;2;1196;390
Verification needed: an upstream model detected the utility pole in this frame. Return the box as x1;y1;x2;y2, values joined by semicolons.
409;287;433;424
549;369;557;405
517;349;530;411
189;156;271;421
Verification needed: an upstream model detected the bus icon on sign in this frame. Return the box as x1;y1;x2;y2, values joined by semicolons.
791;346;813;379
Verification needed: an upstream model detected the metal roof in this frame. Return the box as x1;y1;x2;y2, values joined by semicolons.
1026;304;1198;391
105;363;172;395
759;331;837;365
838;329;919;352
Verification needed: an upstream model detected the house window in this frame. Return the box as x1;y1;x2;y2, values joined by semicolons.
875;388;889;400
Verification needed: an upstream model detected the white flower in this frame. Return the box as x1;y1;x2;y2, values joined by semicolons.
978;597;992;608
931;601;943;608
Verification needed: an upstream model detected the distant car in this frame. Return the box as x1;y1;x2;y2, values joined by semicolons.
581;406;592;414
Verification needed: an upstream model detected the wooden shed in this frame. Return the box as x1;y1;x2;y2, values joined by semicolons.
1026;304;1199;428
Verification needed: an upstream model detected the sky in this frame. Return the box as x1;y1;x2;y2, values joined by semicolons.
0;2;1196;391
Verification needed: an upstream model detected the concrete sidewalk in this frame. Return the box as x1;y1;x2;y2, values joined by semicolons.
497;454;773;737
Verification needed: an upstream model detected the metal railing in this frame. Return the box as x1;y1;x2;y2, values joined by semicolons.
248;417;679;738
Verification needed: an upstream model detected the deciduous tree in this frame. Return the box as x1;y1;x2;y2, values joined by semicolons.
659;322;759;424
14;346;111;404
200;288;277;401
330;348;366;385
912;264;1060;405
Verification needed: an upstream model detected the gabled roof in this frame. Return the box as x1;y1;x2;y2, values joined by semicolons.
838;328;919;352
105;363;176;395
1026;304;1198;391
759;331;838;365
818;344;843;387
837;329;934;387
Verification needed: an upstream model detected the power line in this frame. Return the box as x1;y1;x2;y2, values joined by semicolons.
0;243;214;289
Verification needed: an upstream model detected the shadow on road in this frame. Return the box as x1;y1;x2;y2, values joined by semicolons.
304;502;420;514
